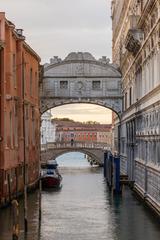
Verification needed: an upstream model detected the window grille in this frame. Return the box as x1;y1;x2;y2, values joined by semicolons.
60;81;68;89
92;81;101;90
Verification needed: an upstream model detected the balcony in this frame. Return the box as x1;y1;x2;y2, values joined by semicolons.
125;29;143;56
125;15;143;56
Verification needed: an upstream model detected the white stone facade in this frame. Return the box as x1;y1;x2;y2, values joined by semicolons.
97;131;112;149
112;0;160;212
41;111;56;146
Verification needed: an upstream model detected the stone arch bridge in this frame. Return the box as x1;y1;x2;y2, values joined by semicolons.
40;52;122;117
41;142;108;165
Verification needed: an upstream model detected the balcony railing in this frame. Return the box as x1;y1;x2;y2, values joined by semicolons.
125;15;143;56
125;29;143;56
41;141;110;151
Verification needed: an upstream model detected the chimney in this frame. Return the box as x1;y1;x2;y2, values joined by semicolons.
16;29;24;36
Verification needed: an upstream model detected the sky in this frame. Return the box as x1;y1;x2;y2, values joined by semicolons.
1;0;112;123
1;0;112;63
51;104;112;124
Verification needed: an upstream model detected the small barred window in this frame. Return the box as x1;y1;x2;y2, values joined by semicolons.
60;81;68;89
92;81;101;90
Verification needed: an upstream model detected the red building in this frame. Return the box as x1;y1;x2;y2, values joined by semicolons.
0;13;41;206
54;119;112;148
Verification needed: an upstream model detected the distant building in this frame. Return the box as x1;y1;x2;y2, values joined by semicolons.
41;110;56;146
0;13;40;206
112;0;160;213
54;119;112;149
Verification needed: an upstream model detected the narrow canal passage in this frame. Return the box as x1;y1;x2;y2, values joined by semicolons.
0;153;160;240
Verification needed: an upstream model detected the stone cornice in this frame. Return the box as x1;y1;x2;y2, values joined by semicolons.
44;60;121;77
41;96;123;100
43;75;122;79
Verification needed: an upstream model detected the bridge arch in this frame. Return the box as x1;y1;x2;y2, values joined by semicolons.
54;149;103;164
41;146;106;165
41;100;121;119
40;52;122;117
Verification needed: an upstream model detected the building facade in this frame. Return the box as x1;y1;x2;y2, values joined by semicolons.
0;13;40;206
41;110;56;146
112;0;160;212
54;120;112;149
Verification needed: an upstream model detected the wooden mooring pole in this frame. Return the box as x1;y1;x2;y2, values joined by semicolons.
12;200;19;240
38;133;42;235
39;177;42;223
38;177;42;238
24;184;28;233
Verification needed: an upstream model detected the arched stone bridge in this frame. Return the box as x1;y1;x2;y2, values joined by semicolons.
41;142;109;165
40;52;122;117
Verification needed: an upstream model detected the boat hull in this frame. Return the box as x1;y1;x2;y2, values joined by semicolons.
41;176;62;189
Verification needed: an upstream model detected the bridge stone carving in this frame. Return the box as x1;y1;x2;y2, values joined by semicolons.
41;142;108;165
40;52;122;116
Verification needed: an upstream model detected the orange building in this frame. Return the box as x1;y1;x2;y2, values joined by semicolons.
0;12;41;206
54;119;112;148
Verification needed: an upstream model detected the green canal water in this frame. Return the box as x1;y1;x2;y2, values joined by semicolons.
0;152;160;240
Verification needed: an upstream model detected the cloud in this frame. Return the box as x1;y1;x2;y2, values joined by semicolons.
1;0;112;62
1;1;113;123
51;104;112;123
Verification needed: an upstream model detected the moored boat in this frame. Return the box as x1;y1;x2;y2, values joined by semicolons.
41;160;62;189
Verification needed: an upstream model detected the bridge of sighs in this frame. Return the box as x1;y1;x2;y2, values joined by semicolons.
40;52;122;162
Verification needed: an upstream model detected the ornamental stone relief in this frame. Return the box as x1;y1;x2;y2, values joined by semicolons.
75;64;84;75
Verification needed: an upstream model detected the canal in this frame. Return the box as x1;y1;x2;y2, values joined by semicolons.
0;152;160;240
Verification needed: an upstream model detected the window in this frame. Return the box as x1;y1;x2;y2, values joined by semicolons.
10;111;13;148
13;54;16;87
151;37;154;48
32;107;35;146
35;71;38;96
121;138;125;154
92;81;101;90
60;81;68;89
125;92;127;110
30;68;33;95
129;87;132;106
25;105;29;147
22;55;26;95
4;111;7;146
14;100;18;147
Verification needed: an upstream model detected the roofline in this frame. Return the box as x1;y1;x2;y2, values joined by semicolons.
43;75;122;79
2;12;41;62
44;59;121;76
23;42;41;62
